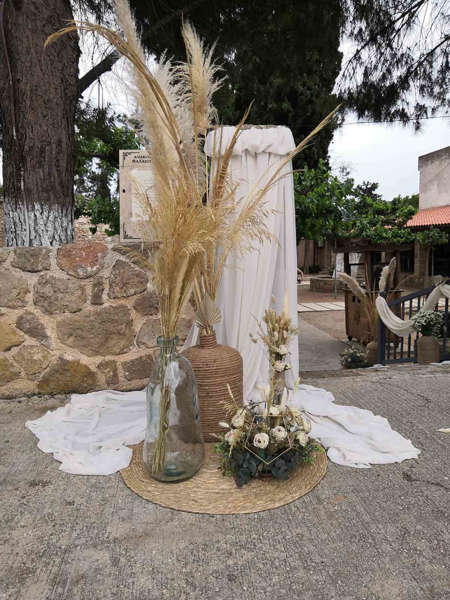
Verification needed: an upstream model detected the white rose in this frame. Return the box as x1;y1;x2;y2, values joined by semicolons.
253;432;269;449
296;431;309;447
274;361;290;372
231;408;246;428
268;405;281;416
225;429;241;445
271;425;288;442
278;345;288;355
302;417;312;434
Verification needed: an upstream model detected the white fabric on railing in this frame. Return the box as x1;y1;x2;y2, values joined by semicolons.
376;282;450;336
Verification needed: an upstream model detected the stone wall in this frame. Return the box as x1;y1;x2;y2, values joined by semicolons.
0;199;4;247
0;241;193;398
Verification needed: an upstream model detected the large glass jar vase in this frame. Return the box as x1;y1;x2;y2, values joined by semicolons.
143;336;204;482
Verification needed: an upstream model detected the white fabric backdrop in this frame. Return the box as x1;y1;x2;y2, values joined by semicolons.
186;126;299;400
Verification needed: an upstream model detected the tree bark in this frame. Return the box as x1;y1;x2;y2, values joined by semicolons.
0;0;79;246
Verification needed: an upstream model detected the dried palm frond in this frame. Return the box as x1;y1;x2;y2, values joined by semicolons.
379;257;397;293
338;271;378;341
338;272;366;301
195;294;222;333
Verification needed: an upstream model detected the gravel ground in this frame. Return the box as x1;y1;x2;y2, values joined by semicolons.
0;364;449;600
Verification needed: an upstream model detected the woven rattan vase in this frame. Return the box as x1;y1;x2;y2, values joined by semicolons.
417;335;440;364
182;332;243;442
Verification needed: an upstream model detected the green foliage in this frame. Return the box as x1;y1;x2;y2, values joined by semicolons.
413;310;444;337
416;229;449;248
339;0;450;125
340;344;369;369
295;161;448;249
74;103;139;235
294;160;355;242
216;439;319;487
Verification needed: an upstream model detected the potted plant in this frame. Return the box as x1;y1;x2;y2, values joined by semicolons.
413;310;443;364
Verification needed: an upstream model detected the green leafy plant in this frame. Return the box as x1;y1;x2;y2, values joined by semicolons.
340;344;369;369
413;311;443;338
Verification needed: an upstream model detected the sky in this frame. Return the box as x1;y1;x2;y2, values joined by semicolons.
329;115;450;201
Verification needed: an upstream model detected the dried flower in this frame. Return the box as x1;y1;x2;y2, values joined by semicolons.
296;431;309;447
277;345;288;355
271;426;287;441
274;360;290;372
225;429;241;444
268;405;282;416
302;417;312;434
231;408;246;428
253;432;269;449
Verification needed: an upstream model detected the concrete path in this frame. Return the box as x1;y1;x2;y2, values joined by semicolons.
1;364;449;600
299;317;346;371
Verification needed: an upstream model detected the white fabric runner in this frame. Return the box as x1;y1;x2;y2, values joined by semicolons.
26;385;419;474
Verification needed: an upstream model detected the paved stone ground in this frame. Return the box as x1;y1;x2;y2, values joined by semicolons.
299;318;346;371
1;364;449;600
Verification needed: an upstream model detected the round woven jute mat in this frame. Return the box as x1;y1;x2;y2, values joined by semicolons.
120;443;327;515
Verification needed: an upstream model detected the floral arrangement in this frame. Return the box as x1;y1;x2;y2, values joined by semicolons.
215;301;319;487
413;310;443;337
340;344;369;369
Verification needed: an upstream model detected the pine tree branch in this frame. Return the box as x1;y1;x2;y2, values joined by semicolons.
77;50;120;96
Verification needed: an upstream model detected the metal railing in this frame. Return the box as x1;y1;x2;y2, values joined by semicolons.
377;281;449;364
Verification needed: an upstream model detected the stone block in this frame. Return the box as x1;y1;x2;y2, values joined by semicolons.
0;271;29;308
12;247;51;272
177;316;193;342
38;357;98;395
57;241;107;279
133;290;159;316
98;359;119;385
90;276;105;305
16;311;52;348
0;379;36;398
0;357;21;386
33;273;86;315
136;318;160;348
122;354;153;381
108;259;148;299
13;345;52;378
0;321;24;352
56;305;134;356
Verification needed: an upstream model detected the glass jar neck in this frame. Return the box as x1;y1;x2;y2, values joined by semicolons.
157;336;179;357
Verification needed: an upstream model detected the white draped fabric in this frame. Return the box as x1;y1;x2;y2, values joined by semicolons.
25;126;420;475
204;126;299;399
376;282;450;337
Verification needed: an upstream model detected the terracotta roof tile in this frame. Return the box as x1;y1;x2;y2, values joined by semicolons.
406;204;450;228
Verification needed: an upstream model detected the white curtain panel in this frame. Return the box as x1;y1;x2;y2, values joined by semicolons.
195;126;299;402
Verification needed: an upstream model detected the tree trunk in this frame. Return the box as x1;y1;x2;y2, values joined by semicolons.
0;0;79;246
